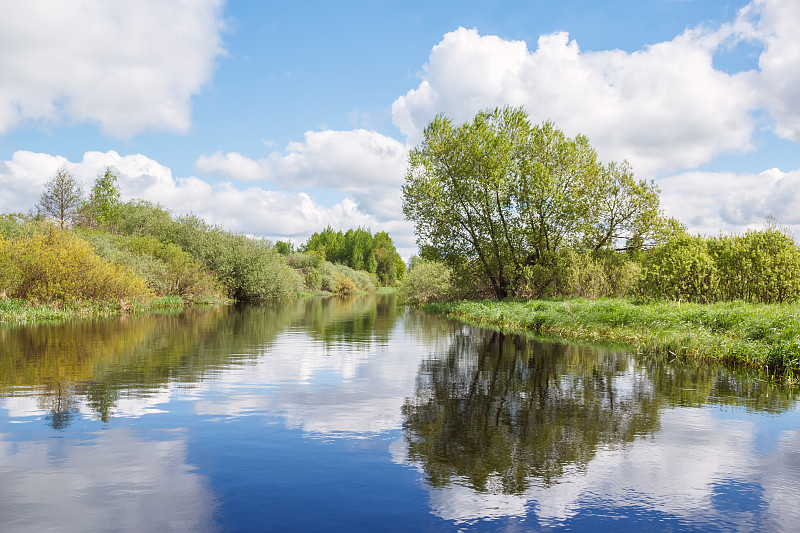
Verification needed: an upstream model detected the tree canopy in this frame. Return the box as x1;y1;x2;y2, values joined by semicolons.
402;107;675;299
303;226;405;285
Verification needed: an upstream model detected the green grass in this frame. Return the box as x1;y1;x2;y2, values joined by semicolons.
0;294;227;324
425;298;800;383
0;298;121;323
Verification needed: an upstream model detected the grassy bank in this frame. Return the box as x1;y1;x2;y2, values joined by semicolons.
0;296;197;324
425;298;800;383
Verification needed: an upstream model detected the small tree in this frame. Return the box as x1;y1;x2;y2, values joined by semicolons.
88;167;121;227
37;165;84;229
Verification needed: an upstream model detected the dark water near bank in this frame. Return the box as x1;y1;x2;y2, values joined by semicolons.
1;294;799;532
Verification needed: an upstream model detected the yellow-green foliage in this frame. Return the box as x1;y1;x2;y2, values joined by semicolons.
287;252;377;295
112;205;302;301
0;235;16;294
638;229;800;304
330;263;377;293
399;260;453;304
710;230;800;303
0;227;152;303
332;272;358;295
123;235;221;301
638;235;718;302
528;249;641;299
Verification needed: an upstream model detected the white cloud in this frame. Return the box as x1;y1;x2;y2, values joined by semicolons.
0;0;225;137
391;26;756;177
657;167;800;236
195;151;263;181
195;129;408;221
742;0;800;141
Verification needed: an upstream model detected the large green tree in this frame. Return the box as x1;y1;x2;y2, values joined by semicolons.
403;107;672;299
37;165;84;229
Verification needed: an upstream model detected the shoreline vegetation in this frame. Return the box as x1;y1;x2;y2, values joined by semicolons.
425;298;800;384
1;171;406;324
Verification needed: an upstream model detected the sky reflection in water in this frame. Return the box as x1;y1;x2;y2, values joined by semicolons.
0;294;798;531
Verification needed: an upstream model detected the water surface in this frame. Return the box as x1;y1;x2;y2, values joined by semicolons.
1;294;798;531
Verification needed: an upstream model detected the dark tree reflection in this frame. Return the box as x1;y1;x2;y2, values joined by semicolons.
402;328;662;493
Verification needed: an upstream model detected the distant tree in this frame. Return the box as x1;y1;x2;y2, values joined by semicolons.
373;231;405;284
87;167;121;227
303;227;404;285
275;240;295;255
37;165;84;229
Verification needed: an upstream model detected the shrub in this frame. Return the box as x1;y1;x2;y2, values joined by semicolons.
399;261;453;304
4;226;152;303
330;263;376;292
80;231;172;293
286;251;324;270
124;235;221;301
109;205;302;301
638;235;718;302
112;200;178;239
0;234;19;296
332;272;358;295
710;230;800;303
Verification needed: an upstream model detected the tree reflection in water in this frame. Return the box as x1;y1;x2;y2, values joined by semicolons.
403;328;662;493
402;322;799;496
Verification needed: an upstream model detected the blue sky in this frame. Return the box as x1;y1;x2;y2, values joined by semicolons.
1;0;799;258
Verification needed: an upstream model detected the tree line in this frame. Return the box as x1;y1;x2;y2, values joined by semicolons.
296;226;405;285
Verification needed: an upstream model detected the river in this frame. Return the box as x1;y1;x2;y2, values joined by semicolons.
1;293;798;531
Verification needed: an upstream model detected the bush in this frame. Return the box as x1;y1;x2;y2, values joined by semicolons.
332;272;358;295
399;261;453;304
209;233;303;301
330;263;377;292
2;226;152;303
124;235;221;301
710;230;800;303
0;235;18;296
112;200;178;239
80;231;171;293
109;204;302;301
638;235;718;302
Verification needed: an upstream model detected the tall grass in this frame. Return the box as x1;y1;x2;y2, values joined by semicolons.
426;298;800;383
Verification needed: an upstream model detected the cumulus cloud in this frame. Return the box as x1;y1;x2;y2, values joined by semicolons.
658;167;800;236
0;150;417;251
391;26;756;177
0;0;225;137
741;0;800;142
195;129;408;221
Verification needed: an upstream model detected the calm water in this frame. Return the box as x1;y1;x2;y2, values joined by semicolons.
1;294;799;532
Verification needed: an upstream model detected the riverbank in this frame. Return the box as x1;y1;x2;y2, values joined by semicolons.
425;298;800;383
0;289;396;325
0;295;209;324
